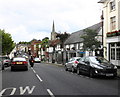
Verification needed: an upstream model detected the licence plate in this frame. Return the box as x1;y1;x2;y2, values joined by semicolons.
16;62;22;64
106;74;113;76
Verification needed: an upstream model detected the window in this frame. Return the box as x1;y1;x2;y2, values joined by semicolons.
110;0;115;11
110;42;120;60
110;16;116;30
116;48;120;60
111;48;115;60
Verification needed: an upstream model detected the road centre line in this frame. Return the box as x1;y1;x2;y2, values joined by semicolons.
32;69;36;74
47;89;55;97
36;74;43;82
31;68;43;82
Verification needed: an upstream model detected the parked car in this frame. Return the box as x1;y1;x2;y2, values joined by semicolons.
34;58;41;63
11;57;28;71
65;57;81;72
0;56;11;67
76;56;117;78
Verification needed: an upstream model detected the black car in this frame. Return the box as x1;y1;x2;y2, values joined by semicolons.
76;56;117;78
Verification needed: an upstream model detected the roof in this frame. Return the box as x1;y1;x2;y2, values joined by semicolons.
49;39;60;47
64;22;102;45
98;0;107;3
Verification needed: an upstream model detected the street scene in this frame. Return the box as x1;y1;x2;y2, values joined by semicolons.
1;60;119;96
0;0;120;97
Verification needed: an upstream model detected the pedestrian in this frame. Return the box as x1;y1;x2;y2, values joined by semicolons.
29;56;34;67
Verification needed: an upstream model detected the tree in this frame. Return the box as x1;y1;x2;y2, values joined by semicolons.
56;32;70;48
0;29;15;55
80;29;101;52
56;32;70;64
40;37;49;51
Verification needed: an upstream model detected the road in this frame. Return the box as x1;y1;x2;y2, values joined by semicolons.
0;62;119;97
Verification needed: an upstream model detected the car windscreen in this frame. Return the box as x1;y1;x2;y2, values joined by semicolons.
89;57;110;65
13;58;26;62
0;57;9;60
76;58;81;61
34;58;40;60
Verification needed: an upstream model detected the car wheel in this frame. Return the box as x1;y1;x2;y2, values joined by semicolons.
72;67;75;73
65;66;68;71
89;69;94;78
11;68;14;71
77;68;80;75
2;66;4;70
26;67;28;71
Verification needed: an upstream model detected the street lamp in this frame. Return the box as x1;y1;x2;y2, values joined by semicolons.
101;10;104;57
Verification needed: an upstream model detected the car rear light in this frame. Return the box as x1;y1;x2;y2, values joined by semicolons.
11;62;16;64
74;61;78;64
23;61;28;64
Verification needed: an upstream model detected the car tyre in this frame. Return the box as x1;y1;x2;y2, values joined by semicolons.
89;69;94;78
26;67;28;71
77;67;80;75
11;68;14;71
72;67;75;73
2;66;4;70
65;66;68;71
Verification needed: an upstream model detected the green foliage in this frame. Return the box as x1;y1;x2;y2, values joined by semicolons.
80;29;101;51
40;37;49;51
0;29;15;55
56;32;70;48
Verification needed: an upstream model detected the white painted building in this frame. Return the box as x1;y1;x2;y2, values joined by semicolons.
64;23;102;61
99;0;120;66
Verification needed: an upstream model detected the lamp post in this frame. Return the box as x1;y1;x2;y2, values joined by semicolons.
101;10;104;57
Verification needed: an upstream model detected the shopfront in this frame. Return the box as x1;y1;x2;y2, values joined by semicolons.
107;37;120;66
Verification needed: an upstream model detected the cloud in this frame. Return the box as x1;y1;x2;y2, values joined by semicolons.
0;0;102;43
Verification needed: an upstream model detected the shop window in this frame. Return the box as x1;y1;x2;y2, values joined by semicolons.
111;43;115;47
117;42;120;47
116;48;120;60
111;48;115;60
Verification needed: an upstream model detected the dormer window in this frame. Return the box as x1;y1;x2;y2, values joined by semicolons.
110;0;115;11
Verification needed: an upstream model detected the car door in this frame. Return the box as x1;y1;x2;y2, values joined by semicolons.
66;58;73;69
78;57;86;72
84;57;91;74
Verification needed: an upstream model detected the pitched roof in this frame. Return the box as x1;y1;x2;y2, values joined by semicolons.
98;0;107;3
64;22;102;45
49;39;60;47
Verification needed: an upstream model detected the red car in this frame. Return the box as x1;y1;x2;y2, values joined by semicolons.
11;57;28;71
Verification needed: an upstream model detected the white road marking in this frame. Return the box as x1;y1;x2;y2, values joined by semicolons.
33;69;36;74
47;89;55;97
36;74;43;82
31;68;43;82
0;87;16;96
19;86;35;95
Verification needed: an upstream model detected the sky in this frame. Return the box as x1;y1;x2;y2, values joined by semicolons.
0;0;102;43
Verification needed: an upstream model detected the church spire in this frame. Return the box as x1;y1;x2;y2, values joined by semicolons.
51;20;57;40
52;20;55;32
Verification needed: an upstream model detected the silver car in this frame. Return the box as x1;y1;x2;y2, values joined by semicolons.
0;56;11;68
65;57;81;72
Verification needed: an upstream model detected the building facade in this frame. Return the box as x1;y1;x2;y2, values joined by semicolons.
64;23;102;62
99;0;120;66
